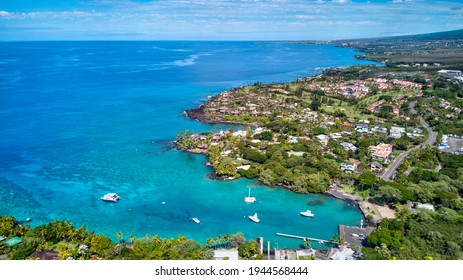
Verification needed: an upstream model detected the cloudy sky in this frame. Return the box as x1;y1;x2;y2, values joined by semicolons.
0;0;462;41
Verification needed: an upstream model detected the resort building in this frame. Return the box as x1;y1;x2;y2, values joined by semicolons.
369;143;392;162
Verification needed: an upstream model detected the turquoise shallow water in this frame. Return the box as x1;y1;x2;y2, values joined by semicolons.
0;41;374;249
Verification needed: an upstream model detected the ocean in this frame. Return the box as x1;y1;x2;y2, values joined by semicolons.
0;41;375;249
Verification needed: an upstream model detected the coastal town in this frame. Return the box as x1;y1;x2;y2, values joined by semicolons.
2;29;463;261
176;63;463;260
3;64;462;260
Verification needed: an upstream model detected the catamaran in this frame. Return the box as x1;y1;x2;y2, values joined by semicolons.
299;210;314;217
244;188;256;203
248;213;260;223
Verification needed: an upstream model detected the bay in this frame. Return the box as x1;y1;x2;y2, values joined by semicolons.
0;41;375;249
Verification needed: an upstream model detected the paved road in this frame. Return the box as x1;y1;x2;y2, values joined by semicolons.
381;101;436;181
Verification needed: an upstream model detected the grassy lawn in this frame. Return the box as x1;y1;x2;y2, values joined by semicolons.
321;104;378;120
358;90;421;106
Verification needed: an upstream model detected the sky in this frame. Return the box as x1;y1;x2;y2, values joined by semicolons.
0;0;462;41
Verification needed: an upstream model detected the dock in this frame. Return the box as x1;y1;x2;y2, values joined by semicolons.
276;233;332;244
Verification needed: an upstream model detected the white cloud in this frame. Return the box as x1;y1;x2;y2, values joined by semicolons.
0;10;11;17
1;11;103;20
1;0;461;40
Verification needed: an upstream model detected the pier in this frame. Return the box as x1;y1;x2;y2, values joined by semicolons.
276;233;332;244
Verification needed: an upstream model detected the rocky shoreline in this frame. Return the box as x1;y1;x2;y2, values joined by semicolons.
184;105;214;123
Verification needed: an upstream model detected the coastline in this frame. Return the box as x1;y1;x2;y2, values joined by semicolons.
179;47;394;224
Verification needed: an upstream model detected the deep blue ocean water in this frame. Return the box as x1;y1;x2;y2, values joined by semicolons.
0;41;375;249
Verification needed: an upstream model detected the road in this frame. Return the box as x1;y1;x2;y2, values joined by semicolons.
380;101;436;181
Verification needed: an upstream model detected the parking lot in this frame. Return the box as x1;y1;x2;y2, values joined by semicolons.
341;225;375;249
440;136;463;154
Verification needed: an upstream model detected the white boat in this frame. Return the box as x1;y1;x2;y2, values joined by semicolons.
249;213;260;223
100;193;120;203
244;188;256;203
299;210;314;217
192;218;200;224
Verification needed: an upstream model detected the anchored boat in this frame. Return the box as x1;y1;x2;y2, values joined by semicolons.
100;193;120;203
299;210;314;217
248;213;260;223
244;187;256;203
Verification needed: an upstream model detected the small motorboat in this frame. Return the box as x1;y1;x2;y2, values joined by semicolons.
100;193;120;203
299;210;314;217
192;218;200;224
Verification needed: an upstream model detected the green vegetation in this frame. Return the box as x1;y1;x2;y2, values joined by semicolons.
0;216;260;260
363;209;463;260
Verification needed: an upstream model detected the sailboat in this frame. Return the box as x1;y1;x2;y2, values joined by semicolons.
249;213;260;223
244;188;256;203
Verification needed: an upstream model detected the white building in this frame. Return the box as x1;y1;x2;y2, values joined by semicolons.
316;135;328;146
340;142;358;152
438;69;462;78
389;126;405;139
330;133;342;140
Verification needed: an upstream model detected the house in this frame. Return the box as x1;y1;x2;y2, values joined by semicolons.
355;124;370;133
438;69;462;78
340;161;358;172
389;131;401;139
342;122;353;127
288;136;298;143
391;126;405;134
340;142;358;152
253;127;265;134
330;133;342;140
316;135;328;146
369;143;392;162
232;130;247;137
347;158;361;166
370;161;383;172
409;127;423;134
389;126;405;139
372;126;388;133
197;144;209;150
416;203;435;211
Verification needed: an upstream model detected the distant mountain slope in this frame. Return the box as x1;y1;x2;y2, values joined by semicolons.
337;29;463;66
340;29;463;42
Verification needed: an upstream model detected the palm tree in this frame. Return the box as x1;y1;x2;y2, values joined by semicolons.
116;231;123;243
303;238;311;249
129;235;135;244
